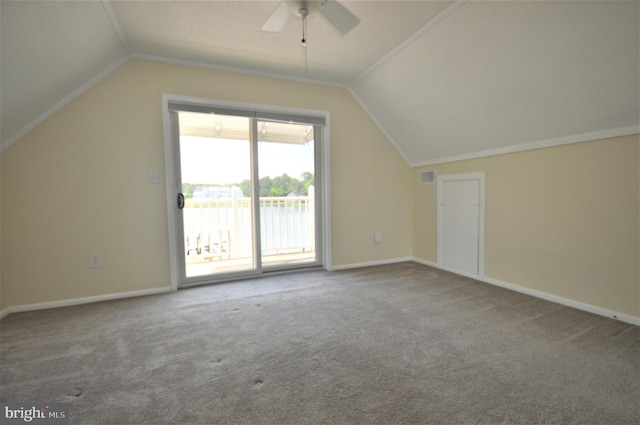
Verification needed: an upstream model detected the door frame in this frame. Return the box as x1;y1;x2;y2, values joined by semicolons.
437;172;486;278
161;94;332;291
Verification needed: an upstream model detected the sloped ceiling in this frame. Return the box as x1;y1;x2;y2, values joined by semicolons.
2;0;638;165
351;0;640;164
1;0;127;146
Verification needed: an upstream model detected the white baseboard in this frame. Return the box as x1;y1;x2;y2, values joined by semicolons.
328;257;413;271
0;287;172;319
0;307;10;320
3;260;637;327
412;257;640;326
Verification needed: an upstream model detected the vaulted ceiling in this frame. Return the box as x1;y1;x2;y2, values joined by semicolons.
2;1;638;165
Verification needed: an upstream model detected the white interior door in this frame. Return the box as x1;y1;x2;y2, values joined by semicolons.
438;173;485;276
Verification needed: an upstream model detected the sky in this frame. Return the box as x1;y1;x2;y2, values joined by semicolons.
180;136;315;185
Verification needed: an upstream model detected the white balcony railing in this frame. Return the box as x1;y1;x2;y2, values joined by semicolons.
183;186;315;261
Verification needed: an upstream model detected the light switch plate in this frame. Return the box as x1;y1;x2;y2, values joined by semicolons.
89;253;102;268
148;170;159;184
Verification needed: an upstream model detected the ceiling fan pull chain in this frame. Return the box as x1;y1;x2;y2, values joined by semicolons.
303;40;308;73
301;9;307;47
300;7;308;72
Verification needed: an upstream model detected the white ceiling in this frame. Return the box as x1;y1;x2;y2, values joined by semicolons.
2;0;638;164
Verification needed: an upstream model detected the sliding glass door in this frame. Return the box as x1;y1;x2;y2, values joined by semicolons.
257;120;317;269
177;111;257;279
168;103;324;286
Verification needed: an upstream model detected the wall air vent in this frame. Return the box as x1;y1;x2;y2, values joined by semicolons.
420;170;435;184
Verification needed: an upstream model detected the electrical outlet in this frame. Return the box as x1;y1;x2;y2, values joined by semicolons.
374;232;382;244
89;253;102;268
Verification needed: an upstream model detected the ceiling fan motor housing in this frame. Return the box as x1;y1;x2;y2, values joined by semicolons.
286;1;323;17
262;0;359;35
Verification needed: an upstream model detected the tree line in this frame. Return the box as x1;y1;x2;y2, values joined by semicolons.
183;172;313;199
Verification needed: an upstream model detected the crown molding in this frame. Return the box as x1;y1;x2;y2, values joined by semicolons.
1;55;131;152
131;54;349;90
0;53;352;152
347;87;412;165
410;125;640;168
349;0;468;87
99;0;130;54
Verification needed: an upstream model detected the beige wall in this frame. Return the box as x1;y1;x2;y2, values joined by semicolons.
1;59;412;307
413;135;640;317
2;57;637;320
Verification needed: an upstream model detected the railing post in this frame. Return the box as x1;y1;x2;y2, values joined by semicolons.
232;188;240;258
307;185;315;252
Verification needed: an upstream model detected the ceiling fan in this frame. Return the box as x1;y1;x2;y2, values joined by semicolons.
261;0;360;35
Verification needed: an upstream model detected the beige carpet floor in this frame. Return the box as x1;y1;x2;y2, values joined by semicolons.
1;262;638;424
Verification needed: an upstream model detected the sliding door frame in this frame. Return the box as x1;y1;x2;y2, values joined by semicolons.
162;94;332;291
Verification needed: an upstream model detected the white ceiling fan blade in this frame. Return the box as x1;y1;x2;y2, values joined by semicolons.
318;0;360;34
261;2;292;32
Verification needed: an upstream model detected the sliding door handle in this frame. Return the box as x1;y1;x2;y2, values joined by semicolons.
177;193;185;209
